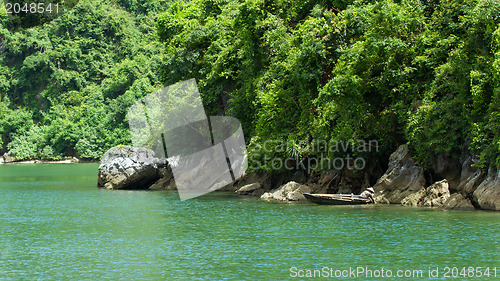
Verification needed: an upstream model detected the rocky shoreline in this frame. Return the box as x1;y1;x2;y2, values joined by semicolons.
0;155;95;164
97;145;500;211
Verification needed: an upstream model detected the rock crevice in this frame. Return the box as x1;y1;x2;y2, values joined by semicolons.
373;144;497;211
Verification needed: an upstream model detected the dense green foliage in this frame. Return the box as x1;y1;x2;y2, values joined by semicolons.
1;0;499;174
158;0;500;171
0;0;171;159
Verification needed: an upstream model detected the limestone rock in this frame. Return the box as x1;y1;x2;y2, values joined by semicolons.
373;144;426;204
233;172;271;192
400;188;426;206
236;183;264;197
3;153;16;163
260;181;311;202
260;192;274;201
421;180;451;207
286;190;308;201
400;180;451;207
456;170;484;195
458;154;481;187
98;146;168;190
454;154;484;194
473;168;500;211
444;193;475;211
372;145;499;210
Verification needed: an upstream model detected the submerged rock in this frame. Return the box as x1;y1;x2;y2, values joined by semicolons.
260;181;311;202
98;146;169;190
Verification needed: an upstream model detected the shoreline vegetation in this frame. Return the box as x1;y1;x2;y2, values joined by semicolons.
0;154;98;164
96;145;500;211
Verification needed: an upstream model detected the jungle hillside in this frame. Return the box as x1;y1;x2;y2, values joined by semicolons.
1;0;499;172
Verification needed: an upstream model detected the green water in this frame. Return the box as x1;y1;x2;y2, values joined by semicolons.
0;164;498;280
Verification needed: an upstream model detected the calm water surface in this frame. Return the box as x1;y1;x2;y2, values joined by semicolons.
0;164;499;280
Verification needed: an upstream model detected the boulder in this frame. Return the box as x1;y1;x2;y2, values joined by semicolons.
286;190;308;201
444;193;475;211
0;155;3;164
3;153;16;163
260;192;274;201
400;179;451;207
420;179;451;207
373;144;427;204
260;181;311;202
232;171;291;195
371;145;499;210
473;168;500;211
97;146;168;190
236;183;264;197
232;172;271;192
400;188;426;206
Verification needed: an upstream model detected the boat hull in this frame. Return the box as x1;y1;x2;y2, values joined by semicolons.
303;193;373;205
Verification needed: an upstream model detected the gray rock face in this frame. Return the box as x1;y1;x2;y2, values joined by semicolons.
371;144;500;210
421;180;451;207
373;144;427;204
98;146;168;190
260;181;311;202
236;183;264;196
444;193;475;211
231;172;290;195
456;170;485;195
473;168;500;211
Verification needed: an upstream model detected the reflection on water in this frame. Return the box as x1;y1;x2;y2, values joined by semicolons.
0;164;499;280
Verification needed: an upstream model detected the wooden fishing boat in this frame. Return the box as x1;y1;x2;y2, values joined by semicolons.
303;193;373;205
